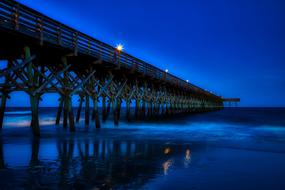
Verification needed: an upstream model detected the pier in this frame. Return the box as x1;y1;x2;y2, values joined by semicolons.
222;98;240;107
0;0;223;136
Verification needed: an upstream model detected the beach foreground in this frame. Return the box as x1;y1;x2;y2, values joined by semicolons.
0;108;285;190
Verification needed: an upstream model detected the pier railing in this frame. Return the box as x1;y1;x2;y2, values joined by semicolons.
0;0;220;100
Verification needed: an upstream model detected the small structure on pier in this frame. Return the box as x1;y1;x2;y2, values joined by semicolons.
222;98;240;107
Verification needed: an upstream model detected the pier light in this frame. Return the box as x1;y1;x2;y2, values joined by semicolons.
165;69;168;73
186;80;189;83
164;147;171;154
116;44;124;52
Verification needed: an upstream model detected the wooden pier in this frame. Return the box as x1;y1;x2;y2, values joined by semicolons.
0;0;223;136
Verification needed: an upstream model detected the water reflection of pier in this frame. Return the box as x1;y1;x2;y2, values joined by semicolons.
0;138;192;189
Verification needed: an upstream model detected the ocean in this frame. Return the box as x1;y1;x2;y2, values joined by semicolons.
0;107;285;190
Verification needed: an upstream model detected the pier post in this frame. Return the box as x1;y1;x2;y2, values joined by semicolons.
105;98;111;121
126;99;131;121
112;98;119;125
156;101;159;116
102;95;107;121
63;97;68;129
153;101;157;117
0;137;4;169
141;82;147;118
76;95;83;123
92;96;100;128
85;95;90;126
25;46;40;136
170;100;174;114
147;101;151;117
117;98;122;121
56;97;63;125
0;58;12;129
62;57;69;129
30;137;40;165
141;99;146;118
164;102;168;115
67;96;75;132
30;94;40;135
0;93;7;129
135;98;140;118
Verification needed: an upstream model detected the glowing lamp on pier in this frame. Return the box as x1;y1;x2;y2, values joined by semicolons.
186;80;189;83
165;69;169;73
116;44;124;52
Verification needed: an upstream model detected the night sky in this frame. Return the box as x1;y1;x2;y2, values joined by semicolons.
7;0;285;107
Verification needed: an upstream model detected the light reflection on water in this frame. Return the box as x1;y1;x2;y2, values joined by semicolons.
184;149;191;168
0;137;192;189
1;108;285;189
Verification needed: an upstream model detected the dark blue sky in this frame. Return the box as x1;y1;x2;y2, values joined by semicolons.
10;0;285;107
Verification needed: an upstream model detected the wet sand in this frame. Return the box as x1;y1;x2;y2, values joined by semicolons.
0;108;285;189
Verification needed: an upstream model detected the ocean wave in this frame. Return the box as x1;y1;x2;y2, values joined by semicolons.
5;111;31;115
4;118;55;127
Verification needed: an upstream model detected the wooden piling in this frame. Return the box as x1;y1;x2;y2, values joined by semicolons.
135;99;140;118
141;99;146;118
0;94;7;129
56;97;63;125
0;59;12;129
148;102;152;117
67;97;75;132
102;95;107;121
112;98;119;125
92;97;100;128
30;137;40;165
160;103;165;115
156;103;161;116
62;57;69;129
0;137;4;169
105;98;111;121
85;95;90;126
63;97;68;129
30;94;40;136
126;100;131;121
76;96;83;123
117;98;122;121
25;46;40;137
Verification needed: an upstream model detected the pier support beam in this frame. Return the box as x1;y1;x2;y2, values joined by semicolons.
112;98;119;125
49;57;76;132
0;58;12;130
102;95;107;122
135;99;140;118
126;99;131;121
30;94;40;136
141;99;146;118
116;98;122;121
56;97;63;125
85;95;90;126
0;137;4;169
92;96;100;128
67;96;75;132
0;93;7;129
61;57;75;131
105;98;111;121
76;95;84;123
63;96;68;129
25;46;40;137
30;137;40;166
